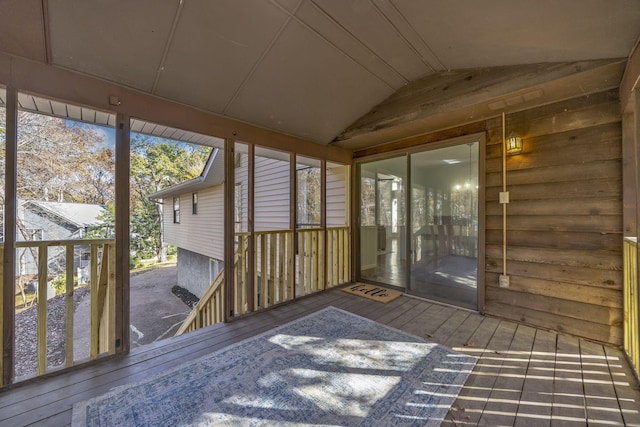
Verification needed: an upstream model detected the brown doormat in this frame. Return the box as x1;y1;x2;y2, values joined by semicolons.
341;283;403;303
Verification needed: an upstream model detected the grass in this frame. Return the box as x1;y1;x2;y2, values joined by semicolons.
131;255;177;275
13;255;177;312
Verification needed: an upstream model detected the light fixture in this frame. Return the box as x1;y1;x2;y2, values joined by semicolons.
505;131;523;155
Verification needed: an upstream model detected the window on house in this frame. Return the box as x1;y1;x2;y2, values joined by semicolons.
192;192;198;215
173;197;180;223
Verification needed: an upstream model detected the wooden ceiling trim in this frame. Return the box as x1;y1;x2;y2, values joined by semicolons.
621;37;640;112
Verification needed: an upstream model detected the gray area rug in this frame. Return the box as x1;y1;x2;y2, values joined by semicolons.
73;306;476;426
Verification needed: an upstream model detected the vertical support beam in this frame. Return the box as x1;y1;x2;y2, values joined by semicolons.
247;144;255;312
65;244;74;367
37;246;48;375
351;163;359;283
634;89;640;375
405;155;412;289
115;113;130;354
321;160;327;290
89;244;99;360
2;86;17;387
224;139;235;321
290;153;297;298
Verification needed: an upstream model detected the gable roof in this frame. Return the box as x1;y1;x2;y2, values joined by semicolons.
22;200;107;228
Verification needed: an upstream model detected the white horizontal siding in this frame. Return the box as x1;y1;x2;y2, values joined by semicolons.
327;165;348;226
162;186;224;260
255;157;290;231
162;157;348;262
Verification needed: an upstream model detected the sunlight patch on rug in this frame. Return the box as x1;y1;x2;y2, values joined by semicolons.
72;307;476;426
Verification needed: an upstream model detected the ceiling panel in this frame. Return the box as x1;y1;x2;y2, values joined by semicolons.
0;0;46;61
393;0;640;69
155;0;289;113
47;0;179;91
294;1;407;89
225;19;394;143
309;0;429;81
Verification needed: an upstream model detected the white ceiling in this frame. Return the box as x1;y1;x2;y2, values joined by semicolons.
2;0;640;146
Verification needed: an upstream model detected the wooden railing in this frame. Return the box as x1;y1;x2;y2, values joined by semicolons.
175;226;350;336
297;228;324;297
327;227;350;288
624;237;639;380
1;239;115;383
175;267;225;336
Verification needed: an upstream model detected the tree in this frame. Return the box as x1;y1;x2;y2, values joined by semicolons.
129;134;210;262
0;108;115;307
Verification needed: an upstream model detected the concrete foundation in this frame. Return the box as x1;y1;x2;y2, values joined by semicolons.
176;248;223;298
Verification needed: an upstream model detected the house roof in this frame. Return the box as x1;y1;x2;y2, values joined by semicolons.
22;200;107;228
148;148;223;200
0;1;638;148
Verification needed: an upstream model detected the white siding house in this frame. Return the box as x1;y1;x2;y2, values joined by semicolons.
151;149;349;298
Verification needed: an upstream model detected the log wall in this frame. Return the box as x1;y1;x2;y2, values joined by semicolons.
484;89;623;344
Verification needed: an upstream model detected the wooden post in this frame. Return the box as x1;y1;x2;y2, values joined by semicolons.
115;113;130;354
290;153;297;299
321;160;327;290
247;144;255;312
286;231;294;299
65;244;74;367
260;233;267;307
269;234;276;303
37;246;48;375
2;87;17;386
89;244;99;360
224;139;235;320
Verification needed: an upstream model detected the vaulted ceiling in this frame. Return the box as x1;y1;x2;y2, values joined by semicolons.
1;0;639;149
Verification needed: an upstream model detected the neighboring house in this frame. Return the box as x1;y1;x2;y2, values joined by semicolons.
149;149;349;298
17;200;108;284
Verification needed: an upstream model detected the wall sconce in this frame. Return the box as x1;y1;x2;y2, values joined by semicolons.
505;131;523;155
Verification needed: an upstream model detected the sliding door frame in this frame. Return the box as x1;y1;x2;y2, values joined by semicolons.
353;132;486;312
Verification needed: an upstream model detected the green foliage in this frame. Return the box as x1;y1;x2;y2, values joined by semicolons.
50;273;78;295
129;134;211;261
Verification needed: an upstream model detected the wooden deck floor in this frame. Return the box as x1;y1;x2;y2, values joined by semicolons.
1;288;639;426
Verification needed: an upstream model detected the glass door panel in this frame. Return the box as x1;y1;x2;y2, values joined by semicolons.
410;142;479;309
358;156;407;288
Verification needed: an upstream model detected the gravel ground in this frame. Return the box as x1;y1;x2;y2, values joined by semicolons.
14;273;196;378
14;286;90;378
171;285;199;308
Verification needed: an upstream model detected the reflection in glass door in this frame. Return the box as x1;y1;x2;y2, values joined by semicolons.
410;142;479;309
357;141;479;310
358;156;407;288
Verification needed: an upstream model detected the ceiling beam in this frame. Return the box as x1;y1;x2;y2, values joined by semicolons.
333;59;626;150
621;36;640;113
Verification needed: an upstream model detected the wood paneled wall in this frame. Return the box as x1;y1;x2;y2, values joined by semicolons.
484;89;623;345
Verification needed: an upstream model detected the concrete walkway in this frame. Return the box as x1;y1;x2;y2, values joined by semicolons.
73;264;190;361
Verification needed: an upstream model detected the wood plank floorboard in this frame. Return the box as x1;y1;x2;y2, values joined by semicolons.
1;289;638;427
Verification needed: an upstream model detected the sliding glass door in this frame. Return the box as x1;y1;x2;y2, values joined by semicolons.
357;140;480;310
409;142;479;309
358;156;407;288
